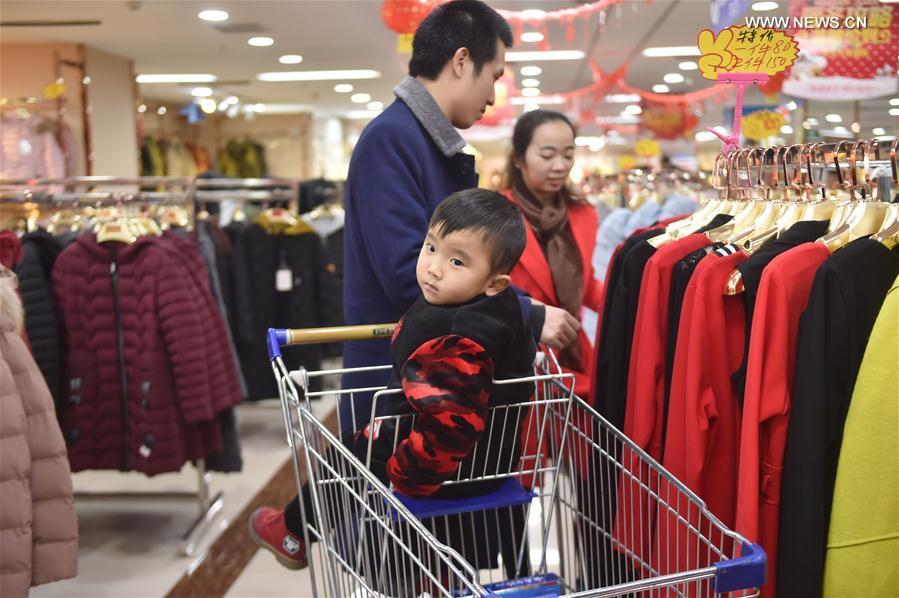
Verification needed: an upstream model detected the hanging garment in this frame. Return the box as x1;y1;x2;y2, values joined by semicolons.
299;179;340;214
613;232;715;564
592;207;632;283
165;139;198;177
0;115;66;180
730;220;830;404
0;279;77;597
623;201;662;237
232;217;330;400
302;210;346;358
656;250;747;576
821;275;898;598
735;242;832;598
776;239;899;598
658;194;699;221
140;137;166;177
14;230;65;405
52;234;231;475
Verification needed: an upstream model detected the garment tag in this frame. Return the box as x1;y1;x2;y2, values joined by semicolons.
276;268;293;292
139;444;152;458
19;139;32;156
581;306;598;347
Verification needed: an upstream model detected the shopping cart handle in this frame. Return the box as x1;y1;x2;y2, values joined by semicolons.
266;324;397;361
713;542;766;593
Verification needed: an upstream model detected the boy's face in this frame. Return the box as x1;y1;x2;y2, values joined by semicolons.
416;226;510;305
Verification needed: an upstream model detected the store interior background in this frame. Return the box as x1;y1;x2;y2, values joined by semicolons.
1;0;896;596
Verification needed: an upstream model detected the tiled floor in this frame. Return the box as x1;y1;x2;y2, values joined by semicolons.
32;394;335;598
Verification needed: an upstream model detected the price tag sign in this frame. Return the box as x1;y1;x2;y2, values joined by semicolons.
741;110;785;140
635;139;661;158
698;26;799;81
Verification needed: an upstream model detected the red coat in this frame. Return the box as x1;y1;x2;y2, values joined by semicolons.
503;190;602;397
736;243;830;598
53;234;235;475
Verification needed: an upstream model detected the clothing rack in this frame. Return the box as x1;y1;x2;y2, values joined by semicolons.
0;176;224;558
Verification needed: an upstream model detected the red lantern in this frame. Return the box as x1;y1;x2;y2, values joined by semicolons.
382;0;439;35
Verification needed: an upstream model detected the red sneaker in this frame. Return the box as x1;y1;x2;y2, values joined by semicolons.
249;507;308;570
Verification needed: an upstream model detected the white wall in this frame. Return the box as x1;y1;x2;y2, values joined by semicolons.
83;46;137;177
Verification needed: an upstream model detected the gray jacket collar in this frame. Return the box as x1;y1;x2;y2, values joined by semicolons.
394;76;466;158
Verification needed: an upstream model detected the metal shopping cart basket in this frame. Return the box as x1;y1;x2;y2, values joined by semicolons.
266;325;766;597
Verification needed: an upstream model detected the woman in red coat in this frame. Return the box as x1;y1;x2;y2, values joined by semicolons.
504;109;602;397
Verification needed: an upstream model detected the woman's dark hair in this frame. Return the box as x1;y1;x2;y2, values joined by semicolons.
429;188;525;274
409;0;513;80
505;109;581;204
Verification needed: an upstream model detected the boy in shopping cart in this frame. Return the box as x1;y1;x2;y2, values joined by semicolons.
251;188;538;571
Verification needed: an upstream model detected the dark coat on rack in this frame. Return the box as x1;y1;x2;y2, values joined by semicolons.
52;233;232;475
232;216;329;400
14;230;64;404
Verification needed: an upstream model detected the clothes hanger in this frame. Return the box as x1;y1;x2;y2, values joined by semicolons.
96;204;137;245
817;140;889;251
872;139;899;248
707;148;766;243
728;146;790;252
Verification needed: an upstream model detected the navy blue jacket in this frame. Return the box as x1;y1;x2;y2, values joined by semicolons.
340;98;477;432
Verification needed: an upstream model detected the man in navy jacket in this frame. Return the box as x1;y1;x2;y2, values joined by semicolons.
251;0;579;568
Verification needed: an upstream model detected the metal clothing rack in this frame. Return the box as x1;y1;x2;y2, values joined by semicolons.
0;175;236;557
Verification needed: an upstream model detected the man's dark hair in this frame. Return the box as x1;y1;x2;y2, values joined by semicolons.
409;0;513;80
429;188;525;274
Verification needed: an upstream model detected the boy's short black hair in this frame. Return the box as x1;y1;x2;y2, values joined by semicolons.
429;188;525;274
409;0;513;81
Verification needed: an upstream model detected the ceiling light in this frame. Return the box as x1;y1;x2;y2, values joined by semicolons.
521;32;544;43
334;83;354;93
279;54;303;65
664;73;685;84
524;103;540;112
137;104;147;113
200;98;217;114
520;9;546;19
351;93;371;104
244;103;314;114
624;104;643;115
136;73;217;84
695;130;716;142
785;100;798;111
157;106;167;115
825;113;842;122
253;103;266;112
248;37;274;47
806;117;820;126
850;121;861;133
652;84;670;93
521;87;541;97
891;108;899;116
575;136;605;147
642;46;701;58
781;125;793;134
505;50;586;62
595;115;640;125
191;87;213;97
367;101;383;111
258;69;381;82
217;99;230;111
890;98;899;106
605;94;641;103
198;9;229;22
678;61;698;71
873;127;886;135
802;121;812;130
346;110;382;119
751;1;779;11
833;126;848;133
520;65;542;77
521;78;540;87
510;96;564;106
226;96;239;105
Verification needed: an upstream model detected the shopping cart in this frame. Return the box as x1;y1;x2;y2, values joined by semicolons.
267;325;766;597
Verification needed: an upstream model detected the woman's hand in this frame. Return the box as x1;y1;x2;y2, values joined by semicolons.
540;305;580;349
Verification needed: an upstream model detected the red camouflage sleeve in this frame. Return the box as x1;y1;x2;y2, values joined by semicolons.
386;335;494;497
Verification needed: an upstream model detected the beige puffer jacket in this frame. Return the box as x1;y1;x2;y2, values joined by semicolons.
0;267;78;597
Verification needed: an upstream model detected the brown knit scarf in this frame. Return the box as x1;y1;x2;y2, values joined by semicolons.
512;183;584;370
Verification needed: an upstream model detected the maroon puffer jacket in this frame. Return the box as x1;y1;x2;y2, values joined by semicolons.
53;233;236;475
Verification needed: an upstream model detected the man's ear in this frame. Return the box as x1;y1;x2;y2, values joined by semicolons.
484;273;511;296
451;47;470;79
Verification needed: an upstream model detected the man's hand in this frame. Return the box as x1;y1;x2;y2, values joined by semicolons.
540;305;580;349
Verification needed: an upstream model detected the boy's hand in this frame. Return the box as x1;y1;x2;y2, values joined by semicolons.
540;305;580;349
